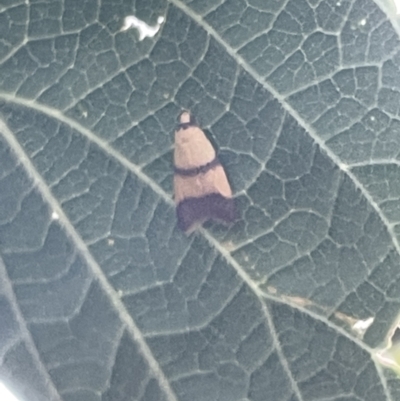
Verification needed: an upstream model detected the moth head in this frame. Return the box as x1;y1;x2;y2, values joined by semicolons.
178;111;197;128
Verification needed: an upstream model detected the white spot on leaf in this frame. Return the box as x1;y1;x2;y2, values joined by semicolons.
352;317;374;335
121;15;165;41
359;18;367;26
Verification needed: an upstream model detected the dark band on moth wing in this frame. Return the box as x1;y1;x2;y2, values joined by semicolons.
176;193;236;232
174;157;220;177
177;121;197;130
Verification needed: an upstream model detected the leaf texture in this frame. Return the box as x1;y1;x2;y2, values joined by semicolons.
1;0;400;400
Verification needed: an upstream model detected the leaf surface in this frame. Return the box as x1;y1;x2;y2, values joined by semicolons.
1;0;400;400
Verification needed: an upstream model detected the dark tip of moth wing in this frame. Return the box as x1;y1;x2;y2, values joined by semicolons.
176;193;237;232
177;111;197;130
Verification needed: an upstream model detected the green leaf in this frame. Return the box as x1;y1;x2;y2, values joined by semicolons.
1;0;400;400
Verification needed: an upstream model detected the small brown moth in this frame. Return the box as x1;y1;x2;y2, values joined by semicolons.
174;111;236;232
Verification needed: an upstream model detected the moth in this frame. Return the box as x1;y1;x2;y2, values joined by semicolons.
174;111;236;232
